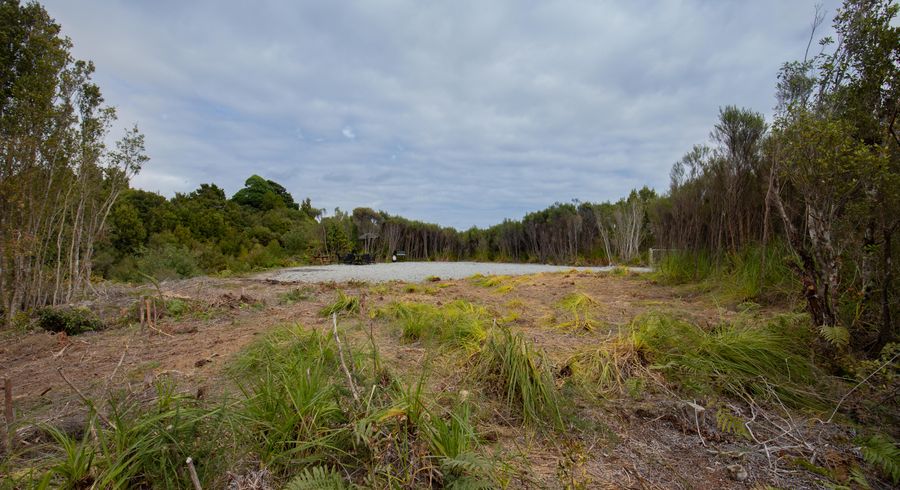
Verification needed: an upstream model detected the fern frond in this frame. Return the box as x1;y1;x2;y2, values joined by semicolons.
715;408;751;440
818;325;849;348
284;466;348;490
860;434;900;484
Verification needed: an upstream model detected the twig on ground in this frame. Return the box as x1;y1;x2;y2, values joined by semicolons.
332;313;360;402
56;367;115;429
4;378;15;452
827;350;900;423
53;343;70;359
104;343;129;397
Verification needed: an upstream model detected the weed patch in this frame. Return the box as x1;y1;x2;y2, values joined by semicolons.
279;286;316;304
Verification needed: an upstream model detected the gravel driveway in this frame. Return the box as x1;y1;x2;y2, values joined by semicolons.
263;261;651;283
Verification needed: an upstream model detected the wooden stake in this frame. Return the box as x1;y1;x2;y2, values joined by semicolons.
4;378;16;452
186;457;202;490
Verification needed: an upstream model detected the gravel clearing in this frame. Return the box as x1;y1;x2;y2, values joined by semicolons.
263;261;651;283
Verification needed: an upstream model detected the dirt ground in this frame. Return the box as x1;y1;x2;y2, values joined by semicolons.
1;270;841;488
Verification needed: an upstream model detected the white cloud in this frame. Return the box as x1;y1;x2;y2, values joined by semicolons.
42;0;840;228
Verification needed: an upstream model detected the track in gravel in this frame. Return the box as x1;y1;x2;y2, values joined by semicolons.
263;261;651;283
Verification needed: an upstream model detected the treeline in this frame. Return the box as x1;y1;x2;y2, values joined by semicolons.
0;1;148;324
94;176;660;283
654;0;899;356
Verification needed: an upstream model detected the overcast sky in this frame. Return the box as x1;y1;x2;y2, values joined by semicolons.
42;0;839;229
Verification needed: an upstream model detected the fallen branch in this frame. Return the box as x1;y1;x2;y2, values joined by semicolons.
332;313;360;402
827;350;900;423
104;343;129;397
56;367;115;430
4;378;15;452
52;343;70;359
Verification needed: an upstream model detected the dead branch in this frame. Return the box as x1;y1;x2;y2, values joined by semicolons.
186;457;203;490
332;313;360;402
4;378;15;452
56;367;115;429
827;350;900;423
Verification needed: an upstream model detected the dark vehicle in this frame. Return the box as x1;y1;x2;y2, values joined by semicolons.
340;253;375;265
391;250;406;262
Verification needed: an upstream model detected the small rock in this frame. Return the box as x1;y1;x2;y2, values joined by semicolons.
195;358;212;368
727;464;748;481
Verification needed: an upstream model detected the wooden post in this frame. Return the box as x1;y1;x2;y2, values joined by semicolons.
4;378;15;452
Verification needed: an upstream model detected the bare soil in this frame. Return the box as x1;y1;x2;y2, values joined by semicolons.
1;270;848;488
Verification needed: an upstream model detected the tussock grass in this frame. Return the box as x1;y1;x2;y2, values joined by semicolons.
476;328;563;428
554;292;602;332
374;300;489;351
402;283;437;294
28;380;235;489
562;338;644;397
653;244;798;304
470;273;516;293
567;313;822;407
318;290;360;317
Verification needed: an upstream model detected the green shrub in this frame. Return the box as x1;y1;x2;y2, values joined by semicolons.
37;307;104;335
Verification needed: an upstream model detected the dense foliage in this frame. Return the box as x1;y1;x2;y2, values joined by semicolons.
653;0;899;356
93;182;659;284
0;0;147;326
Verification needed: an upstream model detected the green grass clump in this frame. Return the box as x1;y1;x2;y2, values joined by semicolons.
554;292;601;332
375;300;489;351
279;286;316;304
476;328;563;428
318;291;361;317
653;244;797;304
37;306;104;335
470;274;515;293
228;324;339;377
354;381;494;487
629;313;819;406
34;380;234;489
